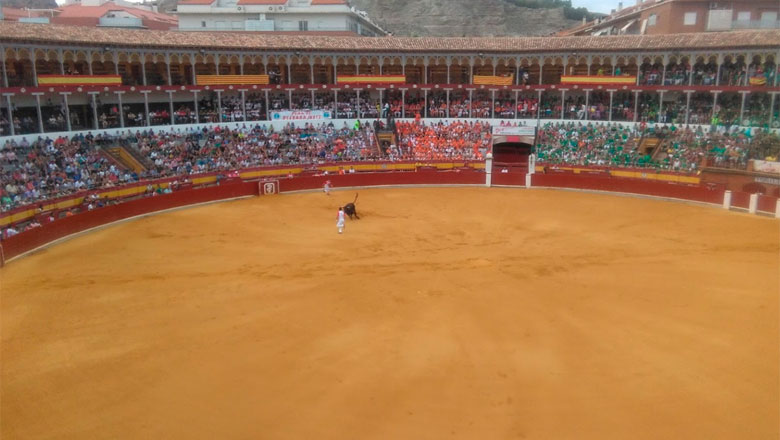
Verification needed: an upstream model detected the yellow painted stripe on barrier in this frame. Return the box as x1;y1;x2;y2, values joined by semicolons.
196;75;270;86
191;176;218;185
240;168;303;179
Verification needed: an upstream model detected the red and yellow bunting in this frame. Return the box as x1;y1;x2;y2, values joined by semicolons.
560;75;637;85
196;75;270;86
37;75;122;86
749;76;767;86
473;75;514;86
337;75;406;84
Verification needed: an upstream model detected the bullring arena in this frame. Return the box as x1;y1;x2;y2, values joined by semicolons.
1;19;780;439
2;177;779;439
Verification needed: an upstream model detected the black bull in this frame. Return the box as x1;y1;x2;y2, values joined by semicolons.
344;193;359;219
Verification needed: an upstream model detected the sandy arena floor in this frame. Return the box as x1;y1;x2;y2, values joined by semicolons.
1;187;778;439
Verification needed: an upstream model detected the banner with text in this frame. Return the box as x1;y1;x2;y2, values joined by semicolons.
751;159;780;174
492;126;536;136
271;110;332;121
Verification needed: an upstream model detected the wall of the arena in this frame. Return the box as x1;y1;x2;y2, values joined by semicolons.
1;166;778;266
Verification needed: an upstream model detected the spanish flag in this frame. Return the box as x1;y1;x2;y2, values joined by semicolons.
749;77;767;86
473;75;514;86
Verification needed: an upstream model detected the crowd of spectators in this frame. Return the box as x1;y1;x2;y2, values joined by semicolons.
395;120;492;161
534;122;776;172
2;115;779;239
1;133;136;209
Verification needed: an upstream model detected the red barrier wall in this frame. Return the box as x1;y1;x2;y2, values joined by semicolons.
0;181;258;264
278;169;485;192
730;191;752;210
530;173;725;205
758;195;778;213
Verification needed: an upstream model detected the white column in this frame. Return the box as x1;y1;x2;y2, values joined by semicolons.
34;93;43;133
90;92;99;129
525;172;532;188
424;89;428;118
241;90;247;122
560;90;566;120
168;91;175;125
216;90;222;123
775;199;780;219
193;91;199;123
491;90;495;119
5;94;14;136
485;153;493;187
633;91;640;123
356;90;361;119
723;190;732;210
739;92;747;126
265;89;270;120
684;91;692;125
142;91;150;126
62;93;71;132
116;91;124;128
1;52;8;87
748;193;758;214
31;57;38;87
528;153;536;174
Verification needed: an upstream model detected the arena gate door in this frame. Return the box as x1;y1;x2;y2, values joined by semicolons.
492;126;536;173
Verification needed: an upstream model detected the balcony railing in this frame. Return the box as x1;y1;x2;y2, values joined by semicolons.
731;19;780;30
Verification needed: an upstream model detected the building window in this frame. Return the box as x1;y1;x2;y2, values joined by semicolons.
648;14;657;26
683;12;696;25
299;20;308;31
201;20;206;28
736;11;751;21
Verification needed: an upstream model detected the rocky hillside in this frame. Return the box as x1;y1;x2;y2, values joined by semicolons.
349;0;581;36
155;0;581;37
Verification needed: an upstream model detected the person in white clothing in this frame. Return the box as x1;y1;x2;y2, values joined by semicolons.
323;180;331;196
336;207;346;234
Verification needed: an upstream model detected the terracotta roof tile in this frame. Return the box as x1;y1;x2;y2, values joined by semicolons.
0;21;777;54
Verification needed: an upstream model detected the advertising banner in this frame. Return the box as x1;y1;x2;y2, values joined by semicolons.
271;110;332;121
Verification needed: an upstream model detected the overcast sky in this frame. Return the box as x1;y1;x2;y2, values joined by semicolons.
57;0;635;14
572;0;634;14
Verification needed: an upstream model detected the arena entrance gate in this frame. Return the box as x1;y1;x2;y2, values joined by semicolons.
492;126;536;173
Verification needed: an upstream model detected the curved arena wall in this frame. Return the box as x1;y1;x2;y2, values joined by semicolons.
1;167;777;266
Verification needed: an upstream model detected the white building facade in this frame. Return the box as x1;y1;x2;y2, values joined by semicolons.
176;0;386;36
